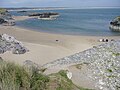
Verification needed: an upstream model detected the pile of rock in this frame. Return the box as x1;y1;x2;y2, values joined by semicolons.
0;18;5;24
43;40;120;90
109;16;120;32
0;10;15;26
0;34;28;54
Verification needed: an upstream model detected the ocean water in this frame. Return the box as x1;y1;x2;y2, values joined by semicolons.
10;8;120;36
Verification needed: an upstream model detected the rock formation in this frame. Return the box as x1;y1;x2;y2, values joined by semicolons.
109;16;120;32
0;9;15;26
0;34;28;54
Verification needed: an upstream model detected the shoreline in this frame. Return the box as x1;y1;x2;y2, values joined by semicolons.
14;16;120;37
0;25;119;65
16;24;120;37
0;16;120;66
1;8;119;90
0;17;120;89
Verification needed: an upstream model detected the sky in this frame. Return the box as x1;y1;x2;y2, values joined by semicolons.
0;0;120;8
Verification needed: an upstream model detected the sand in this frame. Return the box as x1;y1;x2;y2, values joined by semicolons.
0;16;120;89
0;26;92;64
13;16;34;21
0;21;119;65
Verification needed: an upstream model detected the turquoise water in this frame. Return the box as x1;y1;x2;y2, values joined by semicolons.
11;8;120;36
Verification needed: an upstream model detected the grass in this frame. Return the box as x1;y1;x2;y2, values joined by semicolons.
0;61;92;90
0;8;7;14
112;52;120;56
0;61;49;90
49;70;92;90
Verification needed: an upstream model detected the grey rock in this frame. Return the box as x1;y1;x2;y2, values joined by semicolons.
0;34;28;54
43;40;120;90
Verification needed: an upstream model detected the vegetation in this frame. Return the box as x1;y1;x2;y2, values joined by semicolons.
107;69;113;73
75;63;89;70
0;61;92;90
0;8;7;13
48;70;92;90
0;61;49;90
0;61;30;90
116;16;120;21
112;52;120;56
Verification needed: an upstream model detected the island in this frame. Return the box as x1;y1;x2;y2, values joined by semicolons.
28;12;59;20
17;10;27;13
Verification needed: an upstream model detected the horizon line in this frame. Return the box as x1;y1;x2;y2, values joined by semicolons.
1;6;120;9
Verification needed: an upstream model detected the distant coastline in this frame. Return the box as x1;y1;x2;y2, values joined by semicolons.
5;7;120;11
7;7;69;11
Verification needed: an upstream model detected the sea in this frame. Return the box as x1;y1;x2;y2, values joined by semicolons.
10;8;120;36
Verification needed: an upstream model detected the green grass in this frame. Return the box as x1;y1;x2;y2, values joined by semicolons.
0;61;49;90
49;70;92;90
112;52;120;56
0;61;29;90
0;61;92;90
0;8;7;14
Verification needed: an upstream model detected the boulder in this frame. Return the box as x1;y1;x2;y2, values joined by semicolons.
0;34;29;54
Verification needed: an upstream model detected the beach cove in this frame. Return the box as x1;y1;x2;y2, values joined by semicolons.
0;8;120;89
0;15;120;65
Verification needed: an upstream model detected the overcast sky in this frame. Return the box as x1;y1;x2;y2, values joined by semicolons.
0;0;120;8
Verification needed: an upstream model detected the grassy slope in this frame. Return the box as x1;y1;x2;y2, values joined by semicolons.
0;61;92;90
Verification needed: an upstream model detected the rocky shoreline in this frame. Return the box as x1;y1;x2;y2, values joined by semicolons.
43;40;120;90
0;34;28;54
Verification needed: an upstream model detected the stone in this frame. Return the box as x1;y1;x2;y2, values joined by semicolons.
0;34;28;54
43;40;120;90
67;71;72;79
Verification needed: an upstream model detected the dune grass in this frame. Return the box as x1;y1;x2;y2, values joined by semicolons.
0;61;92;90
0;61;49;90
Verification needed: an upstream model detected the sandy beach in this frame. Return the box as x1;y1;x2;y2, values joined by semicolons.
0;16;120;65
0;16;120;89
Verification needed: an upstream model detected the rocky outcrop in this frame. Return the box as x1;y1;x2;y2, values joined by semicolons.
109;16;120;32
0;34;28;54
0;18;5;24
17;11;27;13
43;40;120;90
0;9;15;26
28;12;59;20
28;12;59;17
